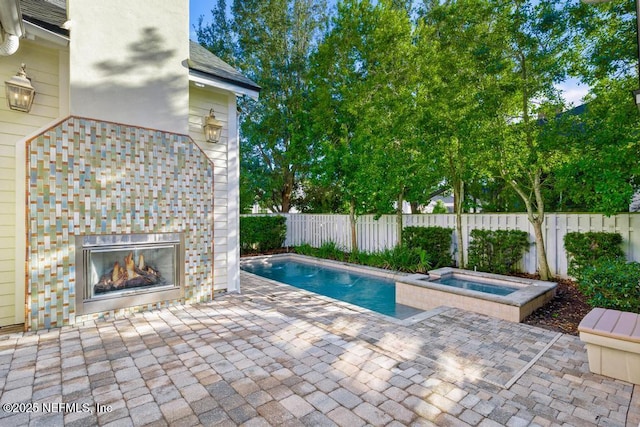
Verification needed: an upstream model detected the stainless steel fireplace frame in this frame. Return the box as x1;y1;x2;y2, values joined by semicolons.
75;233;185;315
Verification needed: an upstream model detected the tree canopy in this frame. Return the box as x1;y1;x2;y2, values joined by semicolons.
197;0;640;274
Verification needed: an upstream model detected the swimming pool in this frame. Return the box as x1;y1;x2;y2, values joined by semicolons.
240;256;423;320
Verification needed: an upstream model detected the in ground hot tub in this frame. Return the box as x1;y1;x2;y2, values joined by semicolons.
396;267;557;322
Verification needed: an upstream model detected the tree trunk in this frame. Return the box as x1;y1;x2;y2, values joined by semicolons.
453;179;465;268
281;185;292;213
349;199;358;253
410;201;420;214
531;217;551;280
507;172;552;281
397;191;404;247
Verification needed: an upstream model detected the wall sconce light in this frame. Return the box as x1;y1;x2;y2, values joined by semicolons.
203;109;223;143
5;64;36;113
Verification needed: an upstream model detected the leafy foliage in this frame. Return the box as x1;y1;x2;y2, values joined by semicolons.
294;242;430;273
555;1;640;214
480;0;578;280
402;226;453;268
294;243;315;257
417;0;503;267
431;200;449;214
309;0;442;242
467;229;530;274
564;231;624;277
317;241;348;261
198;0;329;212
200;0;639;228
240;216;287;254
577;259;640;313
374;246;431;273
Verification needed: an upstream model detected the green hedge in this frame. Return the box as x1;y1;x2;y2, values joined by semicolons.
295;242;430;274
563;231;624;277
402;226;453;268
577;259;640;313
240;216;287;254
564;231;635;312
467;229;530;274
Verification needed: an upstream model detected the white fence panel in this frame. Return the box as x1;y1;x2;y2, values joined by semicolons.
245;213;640;277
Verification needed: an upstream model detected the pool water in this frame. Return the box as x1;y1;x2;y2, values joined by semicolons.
435;277;518;296
241;259;423;320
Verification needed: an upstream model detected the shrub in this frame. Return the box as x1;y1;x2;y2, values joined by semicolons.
317;241;346;261
295;243;430;273
293;241;346;260
577;259;640;313
402;226;453;268
564;231;624;277
467;229;530;274
348;250;373;266
431;200;448;214
294;243;315;257
240;216;287;254
374;245;430;273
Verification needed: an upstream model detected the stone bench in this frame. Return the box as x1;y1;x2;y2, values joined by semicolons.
578;308;640;384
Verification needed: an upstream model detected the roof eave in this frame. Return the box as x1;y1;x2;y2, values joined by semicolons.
189;70;260;101
23;20;69;46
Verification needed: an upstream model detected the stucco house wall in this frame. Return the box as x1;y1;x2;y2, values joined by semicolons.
0;0;256;329
67;0;189;134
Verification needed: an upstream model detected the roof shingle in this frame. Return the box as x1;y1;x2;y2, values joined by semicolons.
188;41;260;92
20;0;68;37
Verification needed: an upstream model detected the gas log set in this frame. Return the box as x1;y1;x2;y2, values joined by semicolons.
94;252;164;294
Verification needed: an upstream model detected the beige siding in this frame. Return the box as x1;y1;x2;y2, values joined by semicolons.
188;86;239;293
0;40;61;326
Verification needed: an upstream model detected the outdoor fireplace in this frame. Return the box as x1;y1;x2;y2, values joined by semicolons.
75;233;185;315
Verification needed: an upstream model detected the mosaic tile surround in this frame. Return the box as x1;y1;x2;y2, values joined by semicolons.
27;117;215;331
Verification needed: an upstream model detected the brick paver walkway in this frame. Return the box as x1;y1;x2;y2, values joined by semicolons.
0;271;638;426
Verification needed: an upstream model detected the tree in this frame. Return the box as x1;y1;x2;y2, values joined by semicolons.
416;0;501;267
557;0;640;214
347;1;438;244
197;0;328;212
487;0;575;280
195;0;235;64
310;0;439;249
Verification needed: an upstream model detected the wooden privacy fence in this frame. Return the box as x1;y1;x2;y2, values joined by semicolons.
249;213;640;277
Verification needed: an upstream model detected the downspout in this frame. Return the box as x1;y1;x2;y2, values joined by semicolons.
0;32;19;56
0;0;24;56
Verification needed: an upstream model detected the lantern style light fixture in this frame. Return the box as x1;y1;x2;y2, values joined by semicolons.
203;109;223;143
5;63;36;113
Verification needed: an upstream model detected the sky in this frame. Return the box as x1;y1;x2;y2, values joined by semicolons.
189;1;590;106
189;0;213;41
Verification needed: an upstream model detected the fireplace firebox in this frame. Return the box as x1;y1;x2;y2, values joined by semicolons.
75;233;185;315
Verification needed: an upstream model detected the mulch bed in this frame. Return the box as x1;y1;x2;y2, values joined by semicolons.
522;277;591;336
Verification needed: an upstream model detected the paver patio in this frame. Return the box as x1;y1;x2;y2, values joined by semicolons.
0;271;638;426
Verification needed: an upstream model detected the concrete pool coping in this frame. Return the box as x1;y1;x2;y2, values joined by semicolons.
396;267;557;322
240;253;409;282
240;254;557;323
240;253;437;326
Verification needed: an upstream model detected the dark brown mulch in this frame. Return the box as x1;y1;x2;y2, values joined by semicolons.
522;276;591;336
